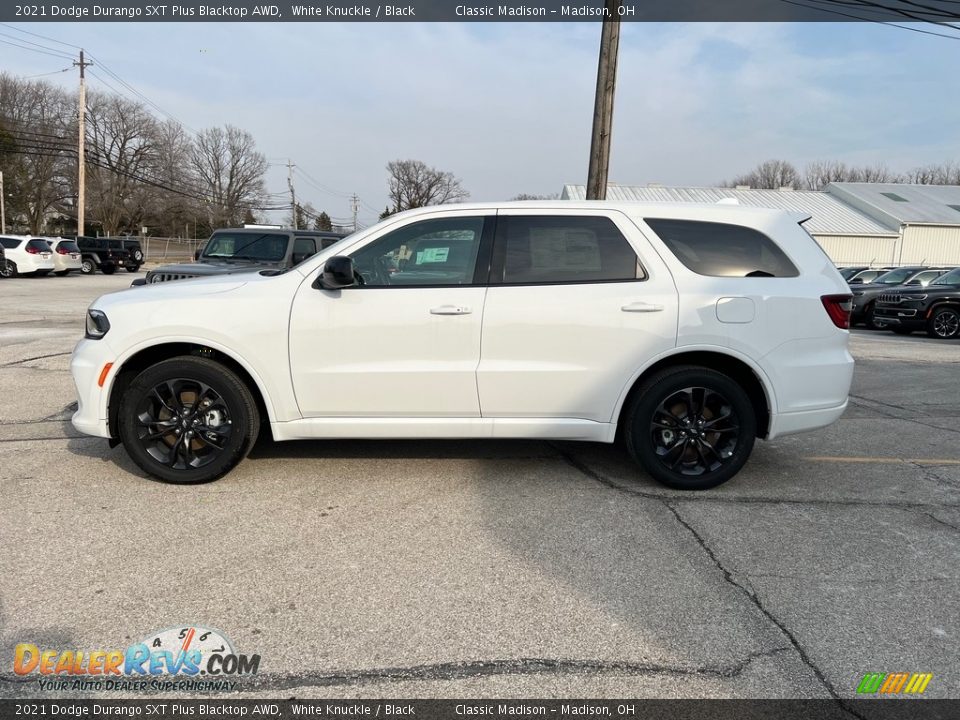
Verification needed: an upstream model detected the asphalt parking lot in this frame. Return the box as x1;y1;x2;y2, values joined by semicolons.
0;273;957;700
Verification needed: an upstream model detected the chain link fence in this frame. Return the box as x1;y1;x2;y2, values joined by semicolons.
141;237;206;263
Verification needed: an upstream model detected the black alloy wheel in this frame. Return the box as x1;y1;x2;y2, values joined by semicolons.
625;366;756;490
928;307;960;339
118;357;259;483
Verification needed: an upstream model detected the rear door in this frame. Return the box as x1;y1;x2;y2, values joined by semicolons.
477;209;678;422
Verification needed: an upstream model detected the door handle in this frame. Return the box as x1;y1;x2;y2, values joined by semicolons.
621;302;664;313
430;305;472;315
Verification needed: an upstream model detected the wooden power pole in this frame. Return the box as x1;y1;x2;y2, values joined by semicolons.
74;50;92;236
586;1;621;201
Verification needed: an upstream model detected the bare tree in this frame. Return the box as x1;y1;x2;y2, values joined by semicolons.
724;159;800;189
386;159;469;211
190;125;267;227
0;73;74;234
511;192;560;200
903;162;960;185
85;92;160;235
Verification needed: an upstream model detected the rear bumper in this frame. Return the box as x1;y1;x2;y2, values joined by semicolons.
767;399;848;439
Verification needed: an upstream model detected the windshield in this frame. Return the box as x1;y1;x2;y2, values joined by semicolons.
203;232;288;261
873;268;915;285
931;268;960;286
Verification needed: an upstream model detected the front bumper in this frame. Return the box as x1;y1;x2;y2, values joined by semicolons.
70;338;115;439
873;306;924;329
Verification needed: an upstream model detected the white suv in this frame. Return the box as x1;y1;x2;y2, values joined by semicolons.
70;202;854;490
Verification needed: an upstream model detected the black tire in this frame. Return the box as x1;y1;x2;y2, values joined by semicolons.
101;264;116;275
864;303;880;330
1;260;18;278
80;258;95;274
624;365;756;491
55;270;70;277
126;265;140;273
891;327;912;335
118;357;260;484
927;307;960;339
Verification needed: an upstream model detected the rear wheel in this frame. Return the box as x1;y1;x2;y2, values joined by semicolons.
625;366;756;490
80;259;95;274
101;264;116;275
927;307;960;339
1;261;18;278
118;357;260;484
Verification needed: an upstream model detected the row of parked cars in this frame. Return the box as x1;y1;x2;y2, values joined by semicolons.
840;264;960;339
0;235;144;278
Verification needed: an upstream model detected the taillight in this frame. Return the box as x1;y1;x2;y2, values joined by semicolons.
56;246;70;255
821;294;853;329
25;245;39;254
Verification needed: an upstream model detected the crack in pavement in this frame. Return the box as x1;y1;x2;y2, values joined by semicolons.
548;445;905;715
0;649;795;693
0;352;72;368
549;446;960;511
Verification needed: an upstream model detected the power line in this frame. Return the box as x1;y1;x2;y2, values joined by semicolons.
21;67;72;80
779;0;960;39
0;36;75;60
0;23;81;51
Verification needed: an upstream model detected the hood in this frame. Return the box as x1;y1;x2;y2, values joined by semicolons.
147;260;280;277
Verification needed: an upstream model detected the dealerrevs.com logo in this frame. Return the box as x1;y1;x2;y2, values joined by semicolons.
14;626;260;692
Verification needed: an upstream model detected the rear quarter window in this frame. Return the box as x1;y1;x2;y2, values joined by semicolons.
644;219;799;278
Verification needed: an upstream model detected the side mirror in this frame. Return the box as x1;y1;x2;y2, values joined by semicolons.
906;279;921;286
194;249;201;261
849;278;864;285
317;256;356;290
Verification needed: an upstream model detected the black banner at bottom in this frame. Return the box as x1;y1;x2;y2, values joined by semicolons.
1;700;958;720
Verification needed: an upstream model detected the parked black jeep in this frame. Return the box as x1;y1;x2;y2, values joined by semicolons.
136;228;347;285
873;267;960;339
76;237;132;275
115;237;144;272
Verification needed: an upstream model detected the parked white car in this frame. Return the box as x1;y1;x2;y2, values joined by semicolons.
70;202;854;489
43;237;84;276
0;236;56;277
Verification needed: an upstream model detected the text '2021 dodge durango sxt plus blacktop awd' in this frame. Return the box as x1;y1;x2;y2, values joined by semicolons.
70;201;854;490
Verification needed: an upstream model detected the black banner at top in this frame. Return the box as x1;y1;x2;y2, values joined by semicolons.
5;0;960;22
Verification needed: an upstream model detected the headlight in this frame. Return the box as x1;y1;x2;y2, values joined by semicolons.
85;309;110;340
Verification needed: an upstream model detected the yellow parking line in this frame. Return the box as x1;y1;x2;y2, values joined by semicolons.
804;456;960;466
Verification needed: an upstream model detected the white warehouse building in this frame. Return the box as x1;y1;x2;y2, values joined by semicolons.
561;182;960;266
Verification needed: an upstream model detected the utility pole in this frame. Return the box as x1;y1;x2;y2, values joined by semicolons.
586;1;621;201
287;159;297;229
0;171;5;234
74;49;92;236
350;194;359;232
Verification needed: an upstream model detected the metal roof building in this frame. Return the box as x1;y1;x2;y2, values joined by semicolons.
560;183;900;265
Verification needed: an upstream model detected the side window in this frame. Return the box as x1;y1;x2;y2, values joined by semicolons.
0;239;16;250
645;219;799;278
349;217;486;287
495;215;643;285
913;270;939;285
320;237;340;249
292;237;317;264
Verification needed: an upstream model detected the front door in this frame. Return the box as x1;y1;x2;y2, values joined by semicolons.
289;213;493;418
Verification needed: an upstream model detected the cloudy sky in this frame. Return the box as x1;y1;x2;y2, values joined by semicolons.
2;20;959;226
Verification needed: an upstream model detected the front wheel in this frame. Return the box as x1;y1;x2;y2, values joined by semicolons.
624;366;756;490
126;265;140;273
80;259;95;274
117;357;260;484
100;264;116;275
864;304;881;330
927;307;960;339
